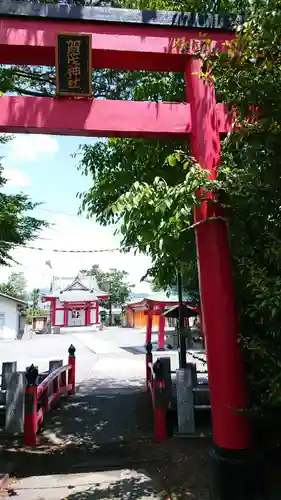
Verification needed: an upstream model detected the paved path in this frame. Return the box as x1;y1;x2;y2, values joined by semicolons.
0;333;98;383
10;470;162;499
41;345;153;447
0;327;209;499
1;328;164;499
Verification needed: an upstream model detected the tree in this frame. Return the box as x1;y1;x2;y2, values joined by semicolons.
25;307;49;325
204;2;281;412
30;288;41;310
76;0;281;415
80;265;133;325
0;272;27;300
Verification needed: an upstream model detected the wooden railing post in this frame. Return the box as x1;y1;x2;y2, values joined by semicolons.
145;341;153;391
153;359;168;441
68;344;76;395
60;368;67;392
42;388;49;416
24;364;38;446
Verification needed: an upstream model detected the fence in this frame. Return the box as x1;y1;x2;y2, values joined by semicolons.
145;343;210;438
0;344;76;447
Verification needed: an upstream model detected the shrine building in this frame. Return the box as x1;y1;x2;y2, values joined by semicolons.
124;293;199;329
43;276;108;328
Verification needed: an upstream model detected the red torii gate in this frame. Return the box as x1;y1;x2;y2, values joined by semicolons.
0;3;260;497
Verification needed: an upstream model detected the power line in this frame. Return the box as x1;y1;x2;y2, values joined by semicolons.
0;240;121;253
34;207;88;218
21;245;121;253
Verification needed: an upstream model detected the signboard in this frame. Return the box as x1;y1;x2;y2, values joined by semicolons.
55;33;92;97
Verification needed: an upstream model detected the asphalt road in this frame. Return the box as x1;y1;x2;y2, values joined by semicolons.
0;326;207;383
0;331;98;383
0;327;149;384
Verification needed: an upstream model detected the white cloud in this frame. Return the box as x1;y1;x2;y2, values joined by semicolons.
8;135;59;162
0;214;152;294
3;167;30;188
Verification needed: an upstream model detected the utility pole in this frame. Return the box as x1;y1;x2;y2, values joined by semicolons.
45;260;53;334
108;294;112;326
108;280;112;326
31;289;35;332
177;269;186;368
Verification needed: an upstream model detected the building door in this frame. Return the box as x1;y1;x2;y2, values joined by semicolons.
68;309;85;327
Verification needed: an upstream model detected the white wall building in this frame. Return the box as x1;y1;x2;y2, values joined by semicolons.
0;293;27;340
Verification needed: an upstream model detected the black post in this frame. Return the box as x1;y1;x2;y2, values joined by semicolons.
25;364;39;386
108;296;112;326
209;446;265;500
177;270;186;368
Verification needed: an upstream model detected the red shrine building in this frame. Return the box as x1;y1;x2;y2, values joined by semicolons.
43;276;108;328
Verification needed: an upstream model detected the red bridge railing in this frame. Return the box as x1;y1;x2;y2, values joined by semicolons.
24;344;76;446
145;342;170;441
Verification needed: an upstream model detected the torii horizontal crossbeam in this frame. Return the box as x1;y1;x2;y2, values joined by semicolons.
0;2;236;71
0;18;233;71
0;96;231;138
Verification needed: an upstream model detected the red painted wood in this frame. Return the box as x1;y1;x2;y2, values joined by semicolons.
146;312;153;344
0;96;193;138
96;302;99;324
0;96;232;137
158;313;165;350
63;303;68;327
24;386;38;446
153;380;168;441
186;57;251;450
50;300;56;327
62;302;87;311
144;310;161;316
85;304;90;326
0;18;233;71
68;355;76;395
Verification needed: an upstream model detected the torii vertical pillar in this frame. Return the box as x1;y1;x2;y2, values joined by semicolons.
63;302;68;327
158;308;165;350
186;58;263;498
145;308;153;345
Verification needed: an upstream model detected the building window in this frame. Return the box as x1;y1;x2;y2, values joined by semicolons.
72;310;80;319
0;313;5;327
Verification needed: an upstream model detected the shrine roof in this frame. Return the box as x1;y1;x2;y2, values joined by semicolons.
126;292;197;309
44;275;108;301
163;304;199;318
0;1;242;32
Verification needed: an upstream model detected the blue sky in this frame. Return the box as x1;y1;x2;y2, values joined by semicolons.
0;134;152;292
3;135;93;215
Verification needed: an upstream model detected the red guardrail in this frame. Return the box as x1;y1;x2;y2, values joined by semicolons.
145;343;168;441
24;344;76;446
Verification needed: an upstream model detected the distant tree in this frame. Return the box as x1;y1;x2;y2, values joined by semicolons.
0;272;27;300
30;288;41;310
0;282;16;297
25;307;48;325
80;265;133;325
